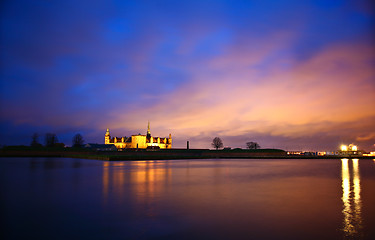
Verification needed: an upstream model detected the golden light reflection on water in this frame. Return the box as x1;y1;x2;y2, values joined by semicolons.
342;158;350;233
341;158;363;239
103;162;128;204
131;161;171;206
102;161;171;207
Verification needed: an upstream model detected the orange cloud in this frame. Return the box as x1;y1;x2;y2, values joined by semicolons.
107;40;375;149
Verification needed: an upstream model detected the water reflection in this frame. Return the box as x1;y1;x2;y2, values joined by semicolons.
102;162;128;204
341;158;363;239
28;158;81;170
3;158;375;239
102;161;171;206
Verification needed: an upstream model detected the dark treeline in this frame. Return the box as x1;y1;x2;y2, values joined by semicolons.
211;137;260;150
10;133;86;149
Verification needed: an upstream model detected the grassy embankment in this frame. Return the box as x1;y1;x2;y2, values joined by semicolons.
0;146;287;160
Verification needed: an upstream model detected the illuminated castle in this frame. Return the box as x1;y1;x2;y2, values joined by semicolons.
104;122;172;149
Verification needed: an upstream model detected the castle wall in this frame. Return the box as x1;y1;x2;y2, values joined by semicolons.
131;135;147;148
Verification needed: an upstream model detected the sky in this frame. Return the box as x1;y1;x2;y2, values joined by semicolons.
1;0;375;151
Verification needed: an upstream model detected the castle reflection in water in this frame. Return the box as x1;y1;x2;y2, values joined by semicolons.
102;161;172;205
341;158;363;239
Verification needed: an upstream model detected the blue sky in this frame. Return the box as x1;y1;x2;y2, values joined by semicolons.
1;0;374;150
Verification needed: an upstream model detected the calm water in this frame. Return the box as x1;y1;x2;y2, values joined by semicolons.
1;158;375;240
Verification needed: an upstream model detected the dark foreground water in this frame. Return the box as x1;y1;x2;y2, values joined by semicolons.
1;158;375;240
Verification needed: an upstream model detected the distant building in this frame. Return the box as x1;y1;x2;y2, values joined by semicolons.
341;144;357;152
287;151;303;155
287;151;326;156
338;144;362;156
104;122;172;149
363;152;375;156
85;143;117;151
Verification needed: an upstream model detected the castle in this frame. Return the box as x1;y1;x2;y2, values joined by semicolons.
104;122;172;149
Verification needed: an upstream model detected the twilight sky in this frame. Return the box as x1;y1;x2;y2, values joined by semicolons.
1;0;375;151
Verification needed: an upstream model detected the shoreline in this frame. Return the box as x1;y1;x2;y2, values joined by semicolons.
0;148;373;160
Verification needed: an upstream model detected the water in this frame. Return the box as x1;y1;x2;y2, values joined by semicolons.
1;158;375;239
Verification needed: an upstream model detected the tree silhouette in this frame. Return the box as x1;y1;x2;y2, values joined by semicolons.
31;133;42;147
45;133;58;147
72;133;84;148
212;137;224;150
246;141;260;149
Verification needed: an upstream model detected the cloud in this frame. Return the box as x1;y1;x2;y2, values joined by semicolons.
108;40;375;150
1;0;374;150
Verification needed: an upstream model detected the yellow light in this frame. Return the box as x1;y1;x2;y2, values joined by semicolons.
352;145;358;151
341;145;348;151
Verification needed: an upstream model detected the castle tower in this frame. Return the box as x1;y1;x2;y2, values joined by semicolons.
168;133;172;146
105;128;111;144
146;121;151;139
